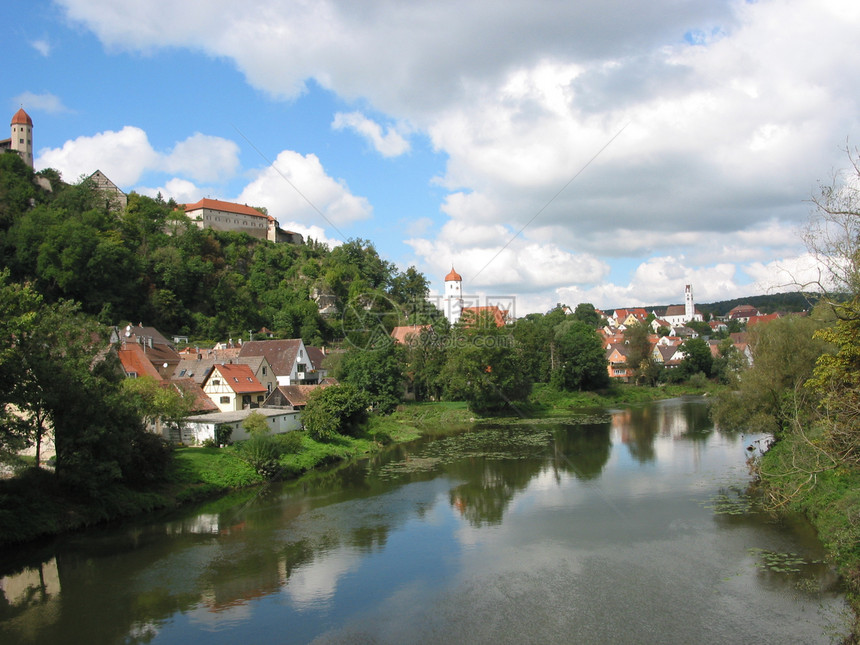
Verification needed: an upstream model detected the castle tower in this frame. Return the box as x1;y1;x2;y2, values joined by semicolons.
444;267;463;325
684;284;694;321
10;108;33;168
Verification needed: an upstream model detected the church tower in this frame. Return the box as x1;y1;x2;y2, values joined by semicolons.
10;108;33;168
444;267;463;325
684;284;694;321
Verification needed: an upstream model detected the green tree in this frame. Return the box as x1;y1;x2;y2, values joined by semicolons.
623;322;657;385
302;383;370;441
339;341;403;413
572;302;601;328
550;320;609;391
711;314;830;436
678;337;713;379
443;318;531;414
121;375;195;438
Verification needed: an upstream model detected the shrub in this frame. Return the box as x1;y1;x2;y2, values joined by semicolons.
236;434;284;479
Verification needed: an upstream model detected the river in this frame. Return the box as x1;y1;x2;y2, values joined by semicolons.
0;397;850;644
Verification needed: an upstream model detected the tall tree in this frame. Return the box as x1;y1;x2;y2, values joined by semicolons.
443;316;531;414
551;320;609;391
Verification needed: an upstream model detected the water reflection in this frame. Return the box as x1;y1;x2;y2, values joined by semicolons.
0;398;848;645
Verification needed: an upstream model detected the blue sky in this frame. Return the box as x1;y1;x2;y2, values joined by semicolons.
4;0;860;314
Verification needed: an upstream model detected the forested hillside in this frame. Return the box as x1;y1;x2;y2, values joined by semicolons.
0;152;436;344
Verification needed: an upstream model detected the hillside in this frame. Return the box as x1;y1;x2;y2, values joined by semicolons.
0;152;438;345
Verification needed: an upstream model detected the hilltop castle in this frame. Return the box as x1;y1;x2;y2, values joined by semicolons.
0;108;34;168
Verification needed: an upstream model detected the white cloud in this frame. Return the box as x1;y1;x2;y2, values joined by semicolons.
137;178;203;204
35;128;239;190
36;126;158;185
237;150;371;229
332;112;410;157
30;39;51;57
163;133;240;183
55;0;860;312
13;91;69;114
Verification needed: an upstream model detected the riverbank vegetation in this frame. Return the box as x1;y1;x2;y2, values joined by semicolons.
712;151;860;639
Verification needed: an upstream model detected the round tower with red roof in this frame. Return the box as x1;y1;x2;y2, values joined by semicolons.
444;267;463;324
10;108;33;168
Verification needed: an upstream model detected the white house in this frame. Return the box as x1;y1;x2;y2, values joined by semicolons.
202;363;267;412
180;408;302;445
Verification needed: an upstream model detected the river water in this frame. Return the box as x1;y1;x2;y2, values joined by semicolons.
0;398;850;644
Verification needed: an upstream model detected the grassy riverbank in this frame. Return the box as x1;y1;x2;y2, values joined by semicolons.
756;429;860;641
0;388;710;548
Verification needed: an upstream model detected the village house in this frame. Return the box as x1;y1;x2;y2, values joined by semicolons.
202;363;267;413
238;339;320;386
181;408;302;445
263;383;332;409
606;343;634;382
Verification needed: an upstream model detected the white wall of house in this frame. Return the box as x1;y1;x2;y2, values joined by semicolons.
181;409;303;445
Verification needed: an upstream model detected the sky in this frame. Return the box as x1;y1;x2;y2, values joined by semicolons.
3;0;860;316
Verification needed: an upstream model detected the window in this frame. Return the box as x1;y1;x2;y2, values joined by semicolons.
262;367;266;375
211;379;220;386
257;395;264;402
127;372;138;378
220;396;230;404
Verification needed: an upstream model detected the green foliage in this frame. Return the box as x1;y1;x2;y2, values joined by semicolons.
242;411;271;436
623;322;659;386
443;320;531;414
572;302;601;328
339;341;403;413
550;320;609;391
679;337;713;379
711;314;830;436
302;383;370;441
236;433;284;479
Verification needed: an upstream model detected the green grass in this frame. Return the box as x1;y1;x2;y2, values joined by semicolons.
757;430;860;639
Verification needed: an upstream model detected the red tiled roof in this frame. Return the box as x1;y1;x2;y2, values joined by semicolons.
460;306;508;327
11;108;32;126
390;325;431;345
118;343;163;379
169;378;219;413
184;198;272;221
210;364;265;394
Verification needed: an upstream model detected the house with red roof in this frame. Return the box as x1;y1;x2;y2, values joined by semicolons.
459;305;510;328
202;363;267;412
184;198;303;244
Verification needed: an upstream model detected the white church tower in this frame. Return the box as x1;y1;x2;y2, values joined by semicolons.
10;108;33;168
684;284;695;320
444;267;463;325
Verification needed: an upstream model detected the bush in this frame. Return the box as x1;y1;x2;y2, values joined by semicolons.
236;434;284;479
277;431;304;454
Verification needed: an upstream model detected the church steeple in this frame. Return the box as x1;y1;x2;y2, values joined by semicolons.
444;267;463;324
10;108;33;168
